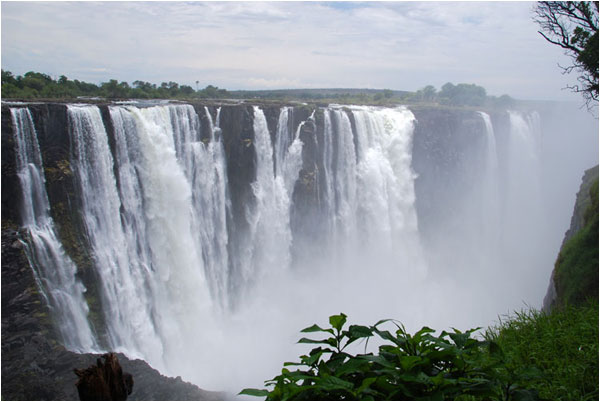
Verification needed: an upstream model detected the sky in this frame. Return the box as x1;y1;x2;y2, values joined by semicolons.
0;1;585;101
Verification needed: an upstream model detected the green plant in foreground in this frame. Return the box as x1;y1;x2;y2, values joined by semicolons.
241;314;539;400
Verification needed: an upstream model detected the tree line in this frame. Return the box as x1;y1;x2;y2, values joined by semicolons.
1;69;515;108
1;70;230;100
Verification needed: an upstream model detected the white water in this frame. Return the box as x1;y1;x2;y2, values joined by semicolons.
351;106;425;276
244;107;306;285
478;111;501;250
69;104;216;376
14;102;597;395
11;107;97;352
501;110;547;303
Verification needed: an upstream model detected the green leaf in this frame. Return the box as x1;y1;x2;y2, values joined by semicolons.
358;354;397;369
399;355;422;371
488;340;504;358
239;388;270;397
347;324;373;338
298;337;336;347
329;313;347;332
315;375;354;391
356;377;378;394
301;324;334;335
373;328;403;347
335;356;369;376
304;349;324;366
373;318;394;327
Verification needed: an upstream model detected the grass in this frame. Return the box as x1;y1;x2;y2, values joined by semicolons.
486;302;599;400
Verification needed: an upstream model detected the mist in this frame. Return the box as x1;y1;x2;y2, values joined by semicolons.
89;103;594;396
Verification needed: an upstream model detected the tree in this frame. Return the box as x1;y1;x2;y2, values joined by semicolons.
101;79;131;99
534;1;599;106
438;82;486;106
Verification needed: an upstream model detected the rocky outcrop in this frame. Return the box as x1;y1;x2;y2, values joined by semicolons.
74;353;133;400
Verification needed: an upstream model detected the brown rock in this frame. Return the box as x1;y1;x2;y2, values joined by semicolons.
74;353;133;400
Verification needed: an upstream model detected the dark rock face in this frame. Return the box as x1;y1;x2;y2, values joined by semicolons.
74;353;133;400
410;107;489;252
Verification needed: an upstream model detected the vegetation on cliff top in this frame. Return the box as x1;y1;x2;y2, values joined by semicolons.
2;69;513;108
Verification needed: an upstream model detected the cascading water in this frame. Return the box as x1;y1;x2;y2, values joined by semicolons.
168;104;230;310
351;106;423;273
243;106;306;284
69;104;166;365
69;104;216;375
500;110;547;302
10;100;592;394
11;107;97;352
324;108;358;254
477;111;501;249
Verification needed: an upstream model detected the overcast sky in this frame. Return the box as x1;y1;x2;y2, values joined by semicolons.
0;1;584;101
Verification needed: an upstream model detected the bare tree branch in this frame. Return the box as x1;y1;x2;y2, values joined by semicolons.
534;1;599;110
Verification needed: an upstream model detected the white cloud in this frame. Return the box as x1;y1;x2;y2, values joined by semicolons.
0;1;583;100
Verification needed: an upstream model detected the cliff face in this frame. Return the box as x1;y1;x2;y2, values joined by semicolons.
543;165;599;312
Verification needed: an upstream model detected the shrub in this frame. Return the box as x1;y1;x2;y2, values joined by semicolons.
241;314;538;400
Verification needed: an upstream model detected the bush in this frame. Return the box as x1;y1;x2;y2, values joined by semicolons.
241;314;538;400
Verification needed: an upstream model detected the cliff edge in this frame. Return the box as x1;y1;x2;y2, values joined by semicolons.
543;165;599;311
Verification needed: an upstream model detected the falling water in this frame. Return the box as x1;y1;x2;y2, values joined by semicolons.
69;104;215;375
12;101;587;394
244;106;306;282
351;106;422;271
11;107;97;352
477;111;501;247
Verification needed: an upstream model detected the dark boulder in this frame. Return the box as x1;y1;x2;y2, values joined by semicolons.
74;353;133;400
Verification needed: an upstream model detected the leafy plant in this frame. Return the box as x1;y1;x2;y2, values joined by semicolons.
241;313;539;400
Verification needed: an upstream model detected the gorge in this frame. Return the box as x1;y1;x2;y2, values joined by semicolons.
1;99;598;396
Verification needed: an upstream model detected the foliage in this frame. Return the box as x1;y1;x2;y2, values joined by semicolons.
1;69;231;100
534;1;599;106
241;313;539;400
553;178;599;307
486;302;599;400
2;69;515;108
405;83;514;108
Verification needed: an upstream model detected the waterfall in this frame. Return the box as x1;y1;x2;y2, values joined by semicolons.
352;106;421;261
477;111;500;246
12;101;555;391
11;107;97;352
319;106;424;275
504;111;544;243
327;108;358;249
69;104;215;375
168;105;230;310
244;106;305;282
69;104;165;365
